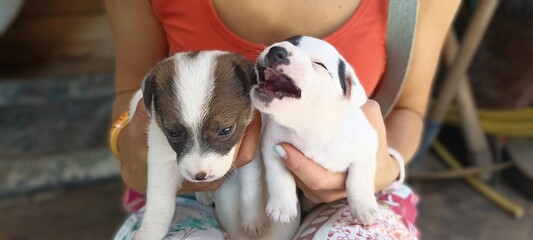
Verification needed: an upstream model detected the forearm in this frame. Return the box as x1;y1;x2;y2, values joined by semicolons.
385;107;424;164
106;0;170;193
374;107;424;191
373;0;460;191
116;93;150;194
106;0;169;118
112;88;138;119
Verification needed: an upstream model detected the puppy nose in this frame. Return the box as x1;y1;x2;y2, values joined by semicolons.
266;46;288;66
194;171;208;181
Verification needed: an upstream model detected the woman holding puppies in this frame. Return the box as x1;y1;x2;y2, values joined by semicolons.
108;0;460;239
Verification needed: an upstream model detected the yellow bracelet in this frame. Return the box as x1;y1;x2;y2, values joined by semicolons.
109;111;130;158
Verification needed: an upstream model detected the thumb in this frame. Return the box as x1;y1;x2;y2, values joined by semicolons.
129;98;150;129
361;100;382;123
275;143;313;174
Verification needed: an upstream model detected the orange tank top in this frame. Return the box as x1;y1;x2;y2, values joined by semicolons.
151;0;388;95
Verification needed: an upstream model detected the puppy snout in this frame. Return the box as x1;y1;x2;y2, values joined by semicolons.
266;46;289;67
194;171;208;181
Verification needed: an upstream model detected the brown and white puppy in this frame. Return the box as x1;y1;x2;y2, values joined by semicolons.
130;51;257;240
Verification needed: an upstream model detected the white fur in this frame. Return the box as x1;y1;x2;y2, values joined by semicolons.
129;90;143;119
214;150;300;240
134;120;183;240
133;52;226;240
132;51;299;240
175;54;215;138
251;36;380;225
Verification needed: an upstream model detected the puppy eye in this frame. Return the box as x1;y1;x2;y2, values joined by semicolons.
166;129;180;138
217;127;233;137
313;62;328;70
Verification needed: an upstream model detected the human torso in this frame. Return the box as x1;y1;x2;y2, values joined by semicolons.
151;0;387;95
210;0;363;45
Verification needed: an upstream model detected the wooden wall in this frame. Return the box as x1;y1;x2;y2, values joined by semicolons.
0;0;113;78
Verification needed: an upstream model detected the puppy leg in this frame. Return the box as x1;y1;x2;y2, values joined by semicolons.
134;153;182;240
346;157;379;225
262;139;299;224
238;149;269;237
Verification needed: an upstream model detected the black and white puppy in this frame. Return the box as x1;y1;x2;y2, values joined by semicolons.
130;51;258;240
251;36;380;225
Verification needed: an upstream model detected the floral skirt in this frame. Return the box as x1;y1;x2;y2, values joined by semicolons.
114;184;419;240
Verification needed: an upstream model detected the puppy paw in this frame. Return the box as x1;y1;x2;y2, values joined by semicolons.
349;199;379;225
266;199;298;223
195;191;214;206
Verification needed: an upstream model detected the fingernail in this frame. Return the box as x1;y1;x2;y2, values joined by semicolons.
273;144;287;159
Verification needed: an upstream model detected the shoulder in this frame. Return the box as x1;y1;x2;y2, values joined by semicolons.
417;0;461;26
390;0;461;115
411;0;461;54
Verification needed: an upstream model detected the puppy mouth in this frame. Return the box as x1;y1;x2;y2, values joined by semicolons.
256;67;301;100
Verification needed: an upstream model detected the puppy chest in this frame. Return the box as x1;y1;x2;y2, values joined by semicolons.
292;139;353;173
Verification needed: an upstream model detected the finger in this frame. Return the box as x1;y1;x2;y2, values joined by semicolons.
132;98;150;122
296;177;346;203
295;178;322;203
361;100;380;122
118;99;149;162
279;143;346;191
303;191;322;204
361;100;388;149
316;190;347;203
361;100;385;131
233;112;262;168
123;98;150;144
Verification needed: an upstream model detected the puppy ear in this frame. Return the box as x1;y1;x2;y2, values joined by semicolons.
231;54;256;94
141;72;156;116
344;63;367;107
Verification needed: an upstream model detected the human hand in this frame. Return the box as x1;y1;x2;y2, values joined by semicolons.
117;98;150;194
278;100;397;203
117;99;262;195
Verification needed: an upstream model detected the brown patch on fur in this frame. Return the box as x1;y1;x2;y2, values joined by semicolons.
143;56;194;159
150;57;180;126
200;53;255;154
143;52;256;159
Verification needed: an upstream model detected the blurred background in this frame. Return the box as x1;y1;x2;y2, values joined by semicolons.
0;0;532;239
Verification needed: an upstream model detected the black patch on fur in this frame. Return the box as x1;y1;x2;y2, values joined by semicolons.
253;88;274;103
160;121;194;162
285;35;303;46
232;61;254;95
153;62;194;161
338;59;347;95
145;56;192;162
256;63;266;82
187;51;200;58
142;73;156;115
266;46;290;68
